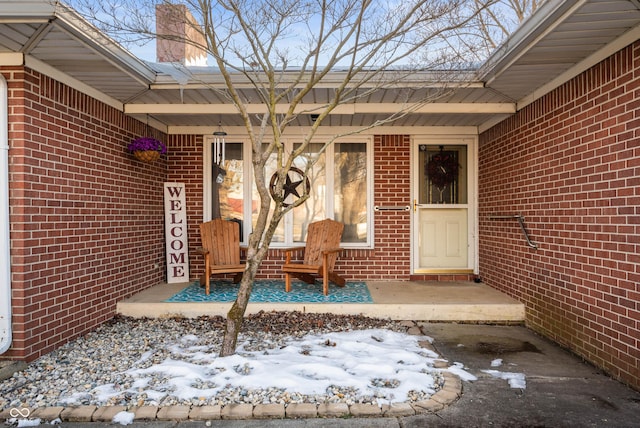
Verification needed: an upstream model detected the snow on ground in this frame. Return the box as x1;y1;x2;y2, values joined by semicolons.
112;411;135;426
482;370;526;389
59;329;465;407
2;323;530;427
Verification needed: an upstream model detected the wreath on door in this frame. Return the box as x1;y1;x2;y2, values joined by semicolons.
426;148;459;190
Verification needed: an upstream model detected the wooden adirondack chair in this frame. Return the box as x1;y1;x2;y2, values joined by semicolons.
195;219;245;295
282;218;346;295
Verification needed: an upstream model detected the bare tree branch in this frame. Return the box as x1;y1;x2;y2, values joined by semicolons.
65;0;536;355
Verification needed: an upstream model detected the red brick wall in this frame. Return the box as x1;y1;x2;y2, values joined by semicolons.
4;67;167;361
479;42;640;389
175;134;414;282
366;134;412;279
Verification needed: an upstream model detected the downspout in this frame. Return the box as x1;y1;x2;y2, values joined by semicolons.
0;73;11;354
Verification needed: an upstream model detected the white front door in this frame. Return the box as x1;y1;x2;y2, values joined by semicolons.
413;139;476;273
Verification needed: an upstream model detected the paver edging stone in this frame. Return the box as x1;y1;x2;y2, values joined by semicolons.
285;402;318;418
442;372;462;391
92;405;128;422
30;406;64;421
220;403;254;420
430;389;460;405
349;403;383;417
381;402;416;417
253;403;285;418
317;402;350;418
130;405;159;421
188;405;221;420
157;405;191;421
60;405;97;422
411;398;445;413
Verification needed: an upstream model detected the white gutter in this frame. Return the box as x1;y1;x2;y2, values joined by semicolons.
0;73;11;354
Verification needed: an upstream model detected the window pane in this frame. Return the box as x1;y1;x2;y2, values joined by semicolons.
251;146;284;242
335;143;367;242
213;143;244;229
293;143;326;242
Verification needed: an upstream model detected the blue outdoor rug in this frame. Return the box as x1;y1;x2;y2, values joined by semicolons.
165;280;373;303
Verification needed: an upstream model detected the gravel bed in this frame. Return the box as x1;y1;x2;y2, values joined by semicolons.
0;311;442;410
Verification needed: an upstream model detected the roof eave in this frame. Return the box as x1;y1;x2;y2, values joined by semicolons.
479;0;586;88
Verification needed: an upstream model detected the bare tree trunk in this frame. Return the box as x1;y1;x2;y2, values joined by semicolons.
220;246;266;356
220;274;254;356
219;207;282;356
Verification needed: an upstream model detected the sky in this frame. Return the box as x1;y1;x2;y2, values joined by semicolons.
65;0;532;69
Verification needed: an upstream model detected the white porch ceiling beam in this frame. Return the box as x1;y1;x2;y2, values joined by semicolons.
124;102;515;115
21;21;53;54
149;81;487;90
166;125;480;136
0;52;24;66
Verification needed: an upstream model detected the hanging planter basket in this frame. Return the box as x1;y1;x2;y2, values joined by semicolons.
133;150;161;163
128;137;167;163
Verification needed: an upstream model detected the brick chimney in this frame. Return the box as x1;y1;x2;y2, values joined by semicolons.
156;4;207;66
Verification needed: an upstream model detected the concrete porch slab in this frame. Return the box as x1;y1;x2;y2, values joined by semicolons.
117;281;525;322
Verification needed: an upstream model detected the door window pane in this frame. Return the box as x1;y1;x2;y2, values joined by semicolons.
419;145;467;204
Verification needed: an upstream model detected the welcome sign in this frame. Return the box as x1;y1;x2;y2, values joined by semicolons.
164;182;189;283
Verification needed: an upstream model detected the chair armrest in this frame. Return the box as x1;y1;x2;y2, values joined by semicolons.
322;247;344;255
281;246;306;254
281;246;306;264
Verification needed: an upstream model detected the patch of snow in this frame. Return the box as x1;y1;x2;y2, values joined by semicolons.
490;358;503;367
84;329;463;405
16;418;42;427
112;411;135;426
482;370;526;389
447;362;477;382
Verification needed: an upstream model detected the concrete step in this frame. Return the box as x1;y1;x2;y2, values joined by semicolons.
117;281;525;322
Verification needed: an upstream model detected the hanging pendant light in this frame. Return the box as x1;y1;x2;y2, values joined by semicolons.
213;122;227;183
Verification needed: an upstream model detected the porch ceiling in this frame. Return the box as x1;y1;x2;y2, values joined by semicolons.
0;0;638;134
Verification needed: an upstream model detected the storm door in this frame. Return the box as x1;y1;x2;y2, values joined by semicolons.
413;140;476;273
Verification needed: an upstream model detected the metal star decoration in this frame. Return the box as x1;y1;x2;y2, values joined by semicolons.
282;173;304;199
269;167;311;207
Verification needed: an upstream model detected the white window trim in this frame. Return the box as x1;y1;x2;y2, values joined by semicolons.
203;135;374;249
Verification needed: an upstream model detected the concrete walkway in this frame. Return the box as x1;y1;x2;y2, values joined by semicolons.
4;323;640;427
